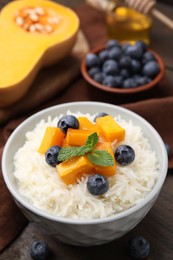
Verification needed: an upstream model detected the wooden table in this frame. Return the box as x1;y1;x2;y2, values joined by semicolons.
1;1;173;260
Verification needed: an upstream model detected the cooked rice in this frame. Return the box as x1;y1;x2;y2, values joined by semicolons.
13;111;159;219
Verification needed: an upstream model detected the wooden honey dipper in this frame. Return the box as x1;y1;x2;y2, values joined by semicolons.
125;0;173;30
86;0;173;30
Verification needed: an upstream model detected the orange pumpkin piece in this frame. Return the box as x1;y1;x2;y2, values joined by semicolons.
62;137;69;148
94;140;116;176
66;128;98;146
56;156;94;185
78;117;99;132
96;115;125;142
38;127;65;154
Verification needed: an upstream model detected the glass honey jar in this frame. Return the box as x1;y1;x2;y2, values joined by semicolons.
105;1;152;44
87;0;152;45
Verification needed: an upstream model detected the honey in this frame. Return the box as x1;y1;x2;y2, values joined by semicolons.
105;6;152;44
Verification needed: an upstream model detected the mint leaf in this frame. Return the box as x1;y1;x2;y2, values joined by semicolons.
76;145;92;155
58;145;91;162
58;147;79;161
58;132;99;162
85;132;98;149
87;150;114;166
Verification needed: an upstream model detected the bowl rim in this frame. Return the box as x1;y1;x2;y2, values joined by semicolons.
2;101;168;225
81;45;165;94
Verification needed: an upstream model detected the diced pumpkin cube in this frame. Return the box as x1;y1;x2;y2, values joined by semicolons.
95;140;115;157
96;115;125;142
78;117;99;132
94;164;116;177
66;128;98;146
94;140;116;176
38;127;65;154
62;137;69;148
56;156;94;185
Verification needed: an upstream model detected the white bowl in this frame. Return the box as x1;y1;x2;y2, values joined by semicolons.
2;101;168;246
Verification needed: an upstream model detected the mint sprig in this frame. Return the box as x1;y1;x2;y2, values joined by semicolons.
58;132;114;167
57;145;91;161
85;132;98;149
87;150;114;166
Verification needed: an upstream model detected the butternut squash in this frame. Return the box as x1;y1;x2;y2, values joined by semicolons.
38;127;65;154
78;117;99;132
56;156;94;185
66;128;98;146
96;115;125;142
0;0;79;107
94;140;116;176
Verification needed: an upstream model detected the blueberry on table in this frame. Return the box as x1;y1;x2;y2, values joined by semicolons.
58;115;79;134
93;112;108;122
102;60;119;75
30;240;50;260
87;174;109;196
45;145;62;167
86;53;100;68
115;145;135;166
128;235;150;259
142;61;160;79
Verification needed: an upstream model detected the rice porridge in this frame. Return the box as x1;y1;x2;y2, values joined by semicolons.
13;111;159;219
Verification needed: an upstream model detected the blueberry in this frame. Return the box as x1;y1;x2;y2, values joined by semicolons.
98;49;109;63
115;145;135;165
87;174;109;195
120;69;130;79
135;76;151;86
165;143;172;158
88;67;100;78
30;240;50;260
142;51;156;64
103;75;118;87
58;115;79;134
102;60;119;75
107;39;120;49
93;112;108;122
128;235;150;259
86;53;100;68
108;46;122;60
125;44;143;59
93;72;105;84
45;145;62;167
119;56;132;70
122;42;131;53
131;59;142;73
112;75;123;87
122;78;138;89
136;40;148;53
142;61;160;79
